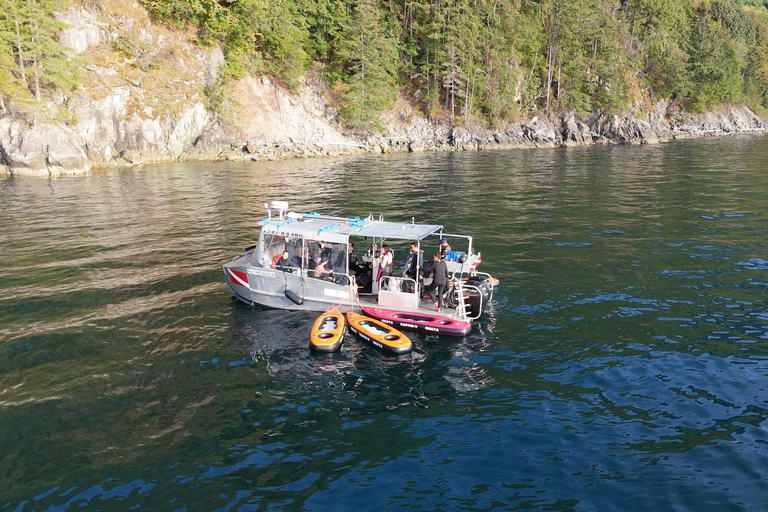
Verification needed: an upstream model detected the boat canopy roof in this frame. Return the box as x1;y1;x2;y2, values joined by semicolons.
258;212;443;244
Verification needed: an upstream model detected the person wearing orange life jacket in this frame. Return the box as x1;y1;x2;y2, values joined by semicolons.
275;250;292;272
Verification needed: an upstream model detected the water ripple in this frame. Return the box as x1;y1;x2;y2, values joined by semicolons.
2;136;768;510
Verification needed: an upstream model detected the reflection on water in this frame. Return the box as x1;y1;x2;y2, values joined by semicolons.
1;136;768;510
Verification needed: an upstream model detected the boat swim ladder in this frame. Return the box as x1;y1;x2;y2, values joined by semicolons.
454;279;483;321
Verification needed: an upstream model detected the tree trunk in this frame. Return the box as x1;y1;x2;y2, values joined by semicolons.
33;58;40;100
13;12;27;86
546;42;554;114
544;9;555;114
464;69;470;119
450;47;456;123
31;24;40;100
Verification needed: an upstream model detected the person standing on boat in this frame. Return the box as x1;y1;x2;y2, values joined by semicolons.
426;252;449;312
378;245;394;288
439;238;452;260
403;242;423;292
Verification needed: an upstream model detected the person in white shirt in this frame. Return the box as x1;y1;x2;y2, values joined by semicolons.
378;244;394;288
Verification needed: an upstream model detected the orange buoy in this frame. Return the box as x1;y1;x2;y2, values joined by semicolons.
310;307;345;352
346;311;412;354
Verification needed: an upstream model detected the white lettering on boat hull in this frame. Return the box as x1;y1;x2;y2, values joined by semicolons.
247;269;276;278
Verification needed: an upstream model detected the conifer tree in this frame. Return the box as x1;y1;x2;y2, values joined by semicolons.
336;0;399;131
0;0;77;105
743;6;768;109
25;0;79;99
690;5;743;110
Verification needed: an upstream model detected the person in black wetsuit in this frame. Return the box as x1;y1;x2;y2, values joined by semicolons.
426;252;450;312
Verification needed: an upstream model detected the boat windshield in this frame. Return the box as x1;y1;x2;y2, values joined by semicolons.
305;240;347;274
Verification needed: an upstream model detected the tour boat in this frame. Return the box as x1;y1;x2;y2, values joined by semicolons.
223;200;496;330
309;307;346;352
361;307;472;337
346;312;412;354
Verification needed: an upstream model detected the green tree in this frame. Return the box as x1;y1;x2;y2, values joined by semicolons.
336;0;399;131
743;6;768;110
690;5;743;111
627;0;693;101
253;0;311;85
0;0;78;105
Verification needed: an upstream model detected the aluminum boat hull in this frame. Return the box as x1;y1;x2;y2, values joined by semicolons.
224;255;354;312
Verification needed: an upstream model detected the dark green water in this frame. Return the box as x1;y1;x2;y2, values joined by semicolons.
2;136;768;511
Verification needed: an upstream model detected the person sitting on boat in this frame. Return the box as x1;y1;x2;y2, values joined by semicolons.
426;252;450;312
348;243;364;275
306;243;321;270
439;238;452;260
314;257;333;280
320;242;334;262
275;250;292;272
290;246;304;269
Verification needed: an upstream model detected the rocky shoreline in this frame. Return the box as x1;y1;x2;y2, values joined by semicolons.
0;4;765;176
181;100;767;165
2;96;765;177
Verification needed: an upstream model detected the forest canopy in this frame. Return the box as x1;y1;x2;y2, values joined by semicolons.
137;0;768;129
0;0;79;112
2;0;768;130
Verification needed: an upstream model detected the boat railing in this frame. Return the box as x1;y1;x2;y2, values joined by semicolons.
272;266;351;286
439;232;474;256
472;271;495;302
378;276;419;310
274;266;303;275
310;270;352;286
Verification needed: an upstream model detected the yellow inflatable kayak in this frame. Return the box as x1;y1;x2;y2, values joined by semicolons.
346;311;412;354
309;307;345;352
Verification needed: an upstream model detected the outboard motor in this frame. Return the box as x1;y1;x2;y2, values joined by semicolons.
465;275;492;306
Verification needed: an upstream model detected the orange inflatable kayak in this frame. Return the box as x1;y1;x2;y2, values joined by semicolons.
346;311;412;354
310;307;345;352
